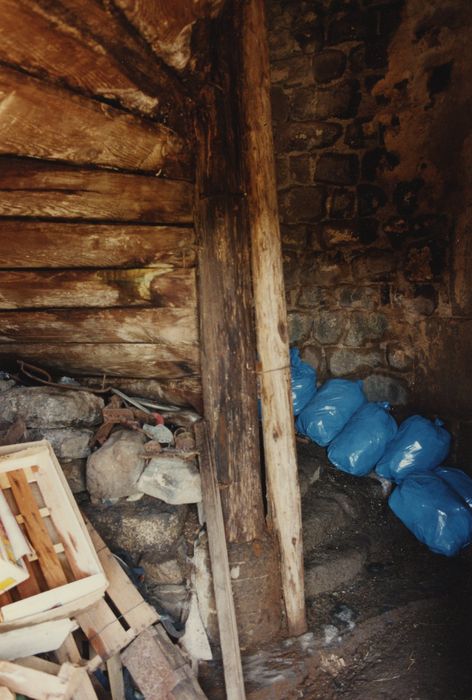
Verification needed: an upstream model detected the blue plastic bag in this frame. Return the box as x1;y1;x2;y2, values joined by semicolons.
389;472;472;556
376;415;451;482
290;348;317;416
328;402;398;476
296;379;366;447
435;467;472;508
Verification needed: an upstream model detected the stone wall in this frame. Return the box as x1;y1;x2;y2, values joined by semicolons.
268;0;472;469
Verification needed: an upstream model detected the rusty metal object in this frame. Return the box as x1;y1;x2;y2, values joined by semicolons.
174;427;196;451
17;360;111;394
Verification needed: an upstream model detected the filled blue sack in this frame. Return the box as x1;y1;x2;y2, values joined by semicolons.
295;378;366;447
290;348;317;416
376;415;451;482
435;467;472;508
328;402;398;476
389;472;472;556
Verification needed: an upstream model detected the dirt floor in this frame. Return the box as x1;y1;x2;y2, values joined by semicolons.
200;441;472;699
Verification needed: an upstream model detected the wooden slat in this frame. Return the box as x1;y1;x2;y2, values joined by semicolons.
107;655;126;700
0;160;193;223
76;599;135;661
0;0;162;118
6;469;68;590
0;268;196;309
19;655;99;700
0;222;195;269
0;308;198;346
0;345;198;379
0;660;85;700
27;0;191;134
0;66;190;178
194;422;246;700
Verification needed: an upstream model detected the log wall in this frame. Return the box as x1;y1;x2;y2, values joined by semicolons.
0;0;201;408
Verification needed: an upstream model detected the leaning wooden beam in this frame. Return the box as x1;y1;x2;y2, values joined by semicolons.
195;421;246;700
0;65;191;178
239;0;307;636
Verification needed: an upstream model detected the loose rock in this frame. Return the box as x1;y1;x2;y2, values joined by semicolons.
86;429;146;502
0;388;104;428
138;456;202;505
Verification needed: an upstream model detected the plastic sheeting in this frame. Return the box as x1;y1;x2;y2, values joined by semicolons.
435;467;472;508
389;472;472;556
290;348;317;416
328;402;398;476
296;378;366;447
376;415;451;482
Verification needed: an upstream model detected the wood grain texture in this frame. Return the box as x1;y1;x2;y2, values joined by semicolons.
115;0;224;70
0;345;199;378
80;376;203;412
0;221;195;269
240;0;306;636
0;0;161;118
27;0;192;134
0;268;196;309
0;159;193;223
0;66;190;178
0;308;198;346
195;16;264;542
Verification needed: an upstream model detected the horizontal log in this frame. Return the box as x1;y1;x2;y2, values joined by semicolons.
0;268;196;309
28;0;191;134
0;308;198;346
0;345;199;378
80;376;203;412
0;0;162;118
0;160;193;223
0;221;195;268
0;65;191;178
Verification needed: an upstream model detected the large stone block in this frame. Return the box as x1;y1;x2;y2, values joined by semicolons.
28;428;92;460
279;185;326;223
363;374;409;405
312;311;346;345
0;387;104;428
315;153;359;185
274;121;342;152
329;188;356;218
345;312;388;346
329;347;383;375
327;11;371;45
358;183;388;216
337;286;380;310
288;312;314;343
321;218;378;247
351;250;396;279
86;429;146;502
313;49;347;83
292;80;360;120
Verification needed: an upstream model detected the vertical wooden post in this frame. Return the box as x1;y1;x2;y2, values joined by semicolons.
239;0;307;636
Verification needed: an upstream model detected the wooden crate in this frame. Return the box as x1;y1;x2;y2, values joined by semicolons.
0;441;107;630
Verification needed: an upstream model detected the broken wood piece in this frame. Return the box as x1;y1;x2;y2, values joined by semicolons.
121;625;207;700
0;687;14;700
0;617;77;660
18;652;99;700
194;421;246;700
0;660;86;700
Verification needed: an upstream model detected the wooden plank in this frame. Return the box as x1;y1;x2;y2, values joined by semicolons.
27;0;192;135
86;523;159;633
107;654;125;700
76;599;135;661
0;65;191;178
18;655;99;700
6;469;68;590
0;268;196;310
0;159;193;223
0;687;14;700
0;0;162;118
0;660;85;700
0;221;195;269
0;308;198;346
0;618;77;660
0;345;198;379
240;0;306;637
194;422;246;700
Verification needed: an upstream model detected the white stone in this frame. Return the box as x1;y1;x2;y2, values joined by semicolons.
137;456;202;505
86;429;146;502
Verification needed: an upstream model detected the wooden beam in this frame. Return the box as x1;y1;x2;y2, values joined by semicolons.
0;345;199;379
0;222;195;269
0;268;196;309
0;66;191;178
0;0;162;118
239;0;306;636
27;0;192;134
195;421;246;700
0;308;198;346
195;79;264;539
0;159;193;223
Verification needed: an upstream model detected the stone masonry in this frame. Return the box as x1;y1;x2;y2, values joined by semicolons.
268;0;472;469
